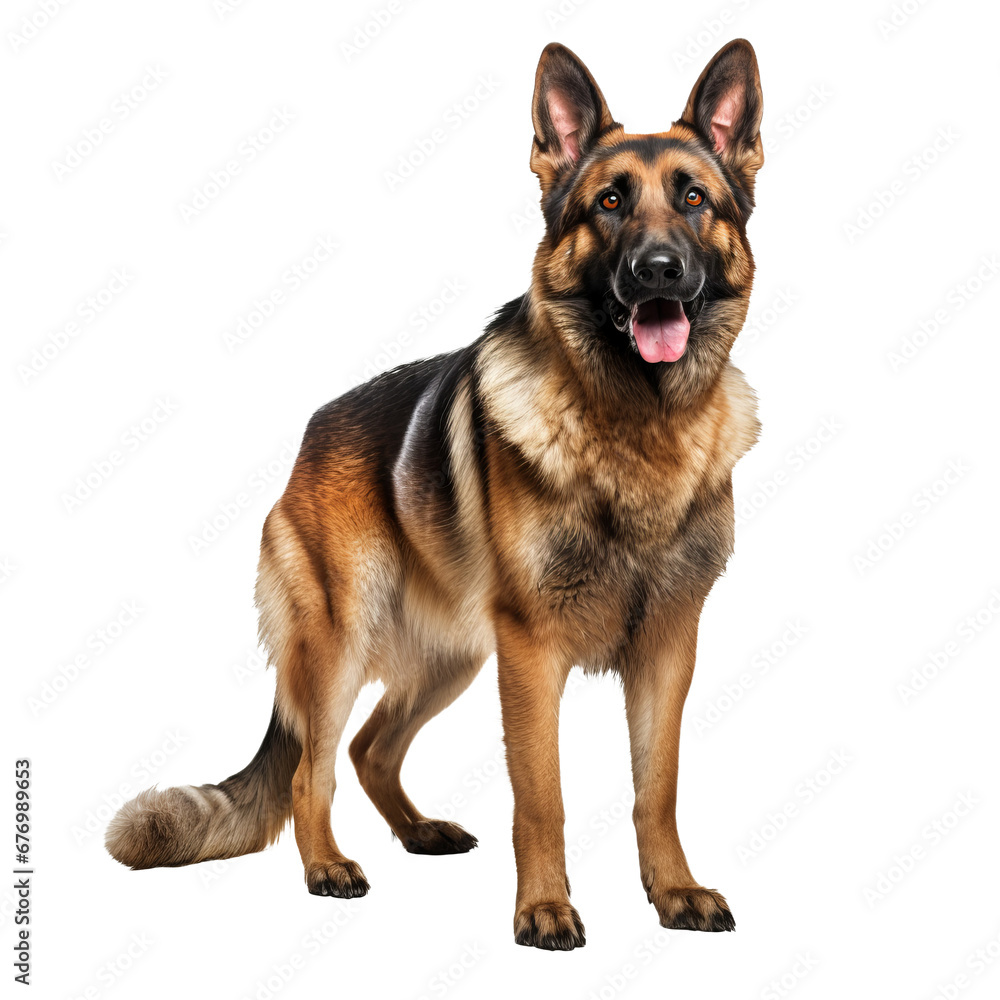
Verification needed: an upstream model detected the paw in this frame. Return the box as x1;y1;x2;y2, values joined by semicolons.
651;886;734;932
402;820;478;856
306;860;370;899
514;901;586;951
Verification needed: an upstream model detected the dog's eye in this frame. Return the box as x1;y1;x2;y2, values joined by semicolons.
685;188;705;207
600;192;620;211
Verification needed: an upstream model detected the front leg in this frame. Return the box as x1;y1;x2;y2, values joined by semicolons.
495;613;585;951
623;600;735;932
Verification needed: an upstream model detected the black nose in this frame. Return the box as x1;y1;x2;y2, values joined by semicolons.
631;250;685;288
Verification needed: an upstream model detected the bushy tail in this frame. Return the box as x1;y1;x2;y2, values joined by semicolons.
105;706;301;870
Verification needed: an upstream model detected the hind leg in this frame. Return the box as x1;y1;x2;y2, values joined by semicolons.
286;637;370;899
258;462;408;897
349;656;482;855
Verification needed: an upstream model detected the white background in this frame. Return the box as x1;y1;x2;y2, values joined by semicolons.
3;0;1000;997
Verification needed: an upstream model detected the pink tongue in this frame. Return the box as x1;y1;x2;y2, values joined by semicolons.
631;299;690;363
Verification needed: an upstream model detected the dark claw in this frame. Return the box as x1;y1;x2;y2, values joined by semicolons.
402;820;479;856
306;861;370;899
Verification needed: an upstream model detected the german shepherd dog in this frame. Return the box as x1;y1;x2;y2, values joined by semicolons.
107;39;764;950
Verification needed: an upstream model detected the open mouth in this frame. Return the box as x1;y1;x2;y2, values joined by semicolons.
630;298;690;364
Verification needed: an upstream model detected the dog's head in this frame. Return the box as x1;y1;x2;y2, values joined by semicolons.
528;40;763;394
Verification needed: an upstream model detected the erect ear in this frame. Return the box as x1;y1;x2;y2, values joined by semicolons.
530;43;617;190
680;39;764;195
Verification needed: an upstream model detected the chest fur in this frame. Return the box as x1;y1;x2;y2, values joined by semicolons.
483;356;759;616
